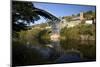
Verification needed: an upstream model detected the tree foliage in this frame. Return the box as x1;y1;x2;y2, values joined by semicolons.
84;10;96;20
60;24;96;40
12;1;37;31
12;1;60;32
62;16;72;22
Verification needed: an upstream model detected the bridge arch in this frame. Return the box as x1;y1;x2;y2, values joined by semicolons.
34;7;62;40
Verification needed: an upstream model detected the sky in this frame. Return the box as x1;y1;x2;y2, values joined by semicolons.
32;2;96;25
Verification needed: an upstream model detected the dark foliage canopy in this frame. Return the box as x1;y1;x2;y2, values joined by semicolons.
12;1;60;32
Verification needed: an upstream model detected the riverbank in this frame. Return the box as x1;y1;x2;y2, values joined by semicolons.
60;24;96;40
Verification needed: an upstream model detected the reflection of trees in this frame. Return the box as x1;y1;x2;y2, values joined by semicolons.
60;40;96;59
12;42;47;66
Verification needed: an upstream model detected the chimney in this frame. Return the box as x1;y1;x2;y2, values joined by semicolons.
80;12;84;21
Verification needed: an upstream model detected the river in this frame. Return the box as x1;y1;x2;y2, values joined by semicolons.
12;39;96;66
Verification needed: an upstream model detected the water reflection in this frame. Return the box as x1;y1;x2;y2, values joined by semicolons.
12;40;96;66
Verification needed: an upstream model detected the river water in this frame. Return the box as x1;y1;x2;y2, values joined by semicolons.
12;39;96;66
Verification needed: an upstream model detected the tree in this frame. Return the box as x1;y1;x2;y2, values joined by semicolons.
63;16;72;22
84;10;96;20
12;1;60;32
12;1;37;32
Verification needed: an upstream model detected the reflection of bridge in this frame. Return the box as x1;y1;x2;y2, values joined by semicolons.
30;8;83;62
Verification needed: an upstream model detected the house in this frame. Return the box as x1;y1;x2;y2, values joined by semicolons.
85;20;93;24
60;12;95;28
59;12;84;28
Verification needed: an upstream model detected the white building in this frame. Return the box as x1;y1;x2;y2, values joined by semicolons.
85;20;93;24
